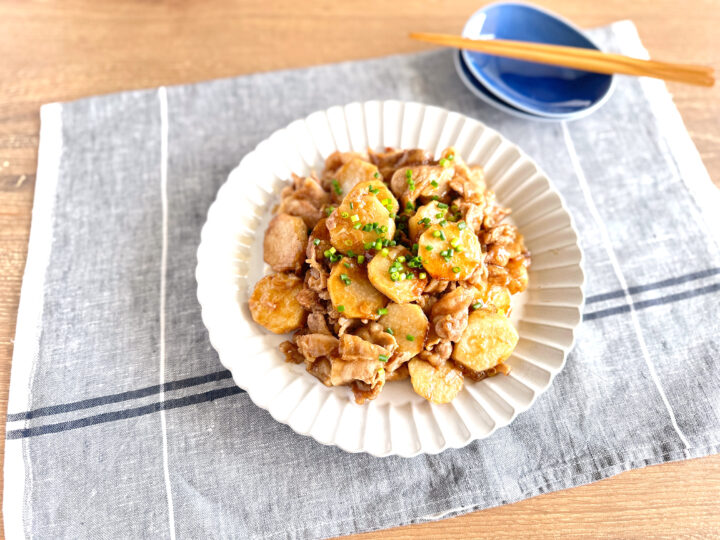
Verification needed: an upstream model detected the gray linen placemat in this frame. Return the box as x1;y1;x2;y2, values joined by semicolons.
5;20;720;539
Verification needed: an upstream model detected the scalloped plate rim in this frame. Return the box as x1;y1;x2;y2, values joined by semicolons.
196;100;586;458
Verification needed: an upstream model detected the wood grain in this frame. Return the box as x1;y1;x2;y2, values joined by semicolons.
0;1;719;538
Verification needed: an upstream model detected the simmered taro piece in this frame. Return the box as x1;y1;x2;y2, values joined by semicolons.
249;273;306;334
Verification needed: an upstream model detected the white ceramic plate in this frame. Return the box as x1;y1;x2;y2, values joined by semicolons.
196;101;585;457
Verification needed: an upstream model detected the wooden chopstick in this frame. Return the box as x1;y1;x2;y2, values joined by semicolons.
414;33;713;76
457;38;713;85
411;32;714;86
410;32;715;87
459;38;713;79
410;32;714;86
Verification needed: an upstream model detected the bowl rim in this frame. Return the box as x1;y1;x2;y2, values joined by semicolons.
460;0;617;119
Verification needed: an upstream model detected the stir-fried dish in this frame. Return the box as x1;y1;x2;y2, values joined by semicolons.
249;147;530;404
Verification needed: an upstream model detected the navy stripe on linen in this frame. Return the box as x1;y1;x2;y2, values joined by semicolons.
7;275;719;440
584;281;720;321
6;369;232;421
585;266;720;304
6;385;244;440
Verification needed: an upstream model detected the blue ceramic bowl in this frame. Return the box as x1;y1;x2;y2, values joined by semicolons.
461;2;615;119
454;50;556;122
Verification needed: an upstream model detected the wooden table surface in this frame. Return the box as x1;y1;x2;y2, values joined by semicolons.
1;0;719;538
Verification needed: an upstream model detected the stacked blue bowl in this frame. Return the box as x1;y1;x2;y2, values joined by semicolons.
455;3;616;121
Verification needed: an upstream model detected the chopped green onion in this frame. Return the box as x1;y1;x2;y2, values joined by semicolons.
364;241;373;250
406;335;415;342
382;198;391;206
425;245;433;251
450;238;460;248
397;256;406;263
368;184;379;194
313;238;321;246
412;243;419;253
353;223;362;230
456;246;465;252
377;307;388;315
349;202;354;210
405;169;412;179
385;327;394;335
381;247;389;256
431;195;440;201
347;250;355;257
341;211;349;218
325;206;335;216
390;272;400;281
419;272;427;279
337;305;345;312
437;202;449;209
331;179;343;195
405;201;415;211
378;354;389;362
407;255;423;268
439;158;450;167
430;180;439;188
343;262;351;268
374;240;382;250
350;214;360;222
399;273;407;280
435;212;444;219
448;154;455;161
439;231;446;240
432;230;441;238
472;302;483;310
452;266;461;273
340;273;351;285
439;220;447;227
374;171;380;178
458;221;467;230
357;255;365;264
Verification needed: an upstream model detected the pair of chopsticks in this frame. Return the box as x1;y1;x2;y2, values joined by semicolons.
410;33;715;87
